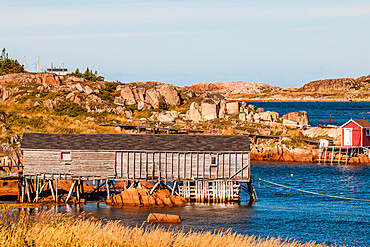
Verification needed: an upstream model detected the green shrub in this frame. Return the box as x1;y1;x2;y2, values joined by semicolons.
98;82;119;101
54;100;87;117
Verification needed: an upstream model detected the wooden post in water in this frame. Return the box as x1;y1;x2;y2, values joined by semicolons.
247;181;257;202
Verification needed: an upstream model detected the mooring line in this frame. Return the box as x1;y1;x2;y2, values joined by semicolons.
253;177;370;202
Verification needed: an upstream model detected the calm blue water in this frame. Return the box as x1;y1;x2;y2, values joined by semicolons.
35;162;369;246
247;102;370;127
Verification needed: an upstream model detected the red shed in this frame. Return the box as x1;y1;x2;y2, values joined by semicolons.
341;119;370;147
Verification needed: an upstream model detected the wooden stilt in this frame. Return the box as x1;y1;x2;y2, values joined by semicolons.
150;181;160;195
80;181;85;197
171;181;177;196
21;179;25;203
76;180;80;201
66;181;76;203
55;179;58;203
34;178;40;203
25;179;31;203
247;181;257;202
49;180;56;202
106;179;110;199
17;179;22;202
330;148;335;164
338;148;342;164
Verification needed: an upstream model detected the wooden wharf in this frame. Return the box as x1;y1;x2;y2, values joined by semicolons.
17;133;257;204
318;146;365;164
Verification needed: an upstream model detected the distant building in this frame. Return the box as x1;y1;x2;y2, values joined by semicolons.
341;119;370;147
46;64;68;75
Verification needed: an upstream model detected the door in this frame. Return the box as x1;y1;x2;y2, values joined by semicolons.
343;128;352;146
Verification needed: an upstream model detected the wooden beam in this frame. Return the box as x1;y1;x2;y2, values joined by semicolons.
25;179;31;203
65;181;76;203
55;179;58;203
49;180;56;202
106;179;110;199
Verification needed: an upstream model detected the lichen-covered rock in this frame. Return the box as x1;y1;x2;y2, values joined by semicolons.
201;98;219;121
282;111;310;126
109;186;187;208
186;102;202;123
226;101;239;115
114;97;125;106
117;85;136;105
259;111;279;122
138;100;152;110
146;88;162;108
146;213;181;224
132;87;146;102
158;84;181;106
95;105;114;113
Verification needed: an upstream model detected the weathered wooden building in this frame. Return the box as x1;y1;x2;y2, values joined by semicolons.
21;133;253;203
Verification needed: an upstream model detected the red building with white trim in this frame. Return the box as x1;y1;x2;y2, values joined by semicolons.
341;119;370;147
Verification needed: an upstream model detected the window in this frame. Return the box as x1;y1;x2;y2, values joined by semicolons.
64;163;71;166
366;129;370;136
210;154;218;166
61;152;71;161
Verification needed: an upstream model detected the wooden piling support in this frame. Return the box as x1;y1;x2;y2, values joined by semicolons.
55;179;58;203
106;179;110;199
49;180;56;202
25;179;31;203
66;181;76;203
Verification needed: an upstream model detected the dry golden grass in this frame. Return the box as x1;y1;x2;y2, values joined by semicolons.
0;207;336;247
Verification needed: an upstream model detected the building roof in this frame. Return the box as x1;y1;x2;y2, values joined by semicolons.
352;119;370;128
342;119;370;128
21;133;250;152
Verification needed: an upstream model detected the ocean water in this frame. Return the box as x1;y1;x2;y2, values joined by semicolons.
246;102;370;127
32;162;369;246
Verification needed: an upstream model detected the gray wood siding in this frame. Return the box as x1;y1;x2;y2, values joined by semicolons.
115;151;250;181
23;150;115;178
23;149;249;181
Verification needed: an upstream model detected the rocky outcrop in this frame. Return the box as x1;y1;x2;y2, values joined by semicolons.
282;111;309;126
108;187;187;207
146;213;182;224
299;76;370;92
186;102;202;123
201;98;219;121
226;101;239;115
0;72;61;86
302;127;341;143
115;82;183;109
151;111;179;122
184;81;282;95
158;84;181;106
250;141;319;163
117;85;136;105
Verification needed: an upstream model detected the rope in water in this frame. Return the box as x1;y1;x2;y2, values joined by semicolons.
253;177;370;202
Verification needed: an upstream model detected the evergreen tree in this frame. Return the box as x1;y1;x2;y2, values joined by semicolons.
0;48;24;76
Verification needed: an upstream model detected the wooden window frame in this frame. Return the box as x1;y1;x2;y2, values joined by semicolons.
366;129;370;136
61;152;71;161
210;154;218;167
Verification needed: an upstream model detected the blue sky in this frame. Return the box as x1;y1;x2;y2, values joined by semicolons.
1;0;370;87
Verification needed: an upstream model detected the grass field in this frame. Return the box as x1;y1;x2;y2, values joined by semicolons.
0;207;336;247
